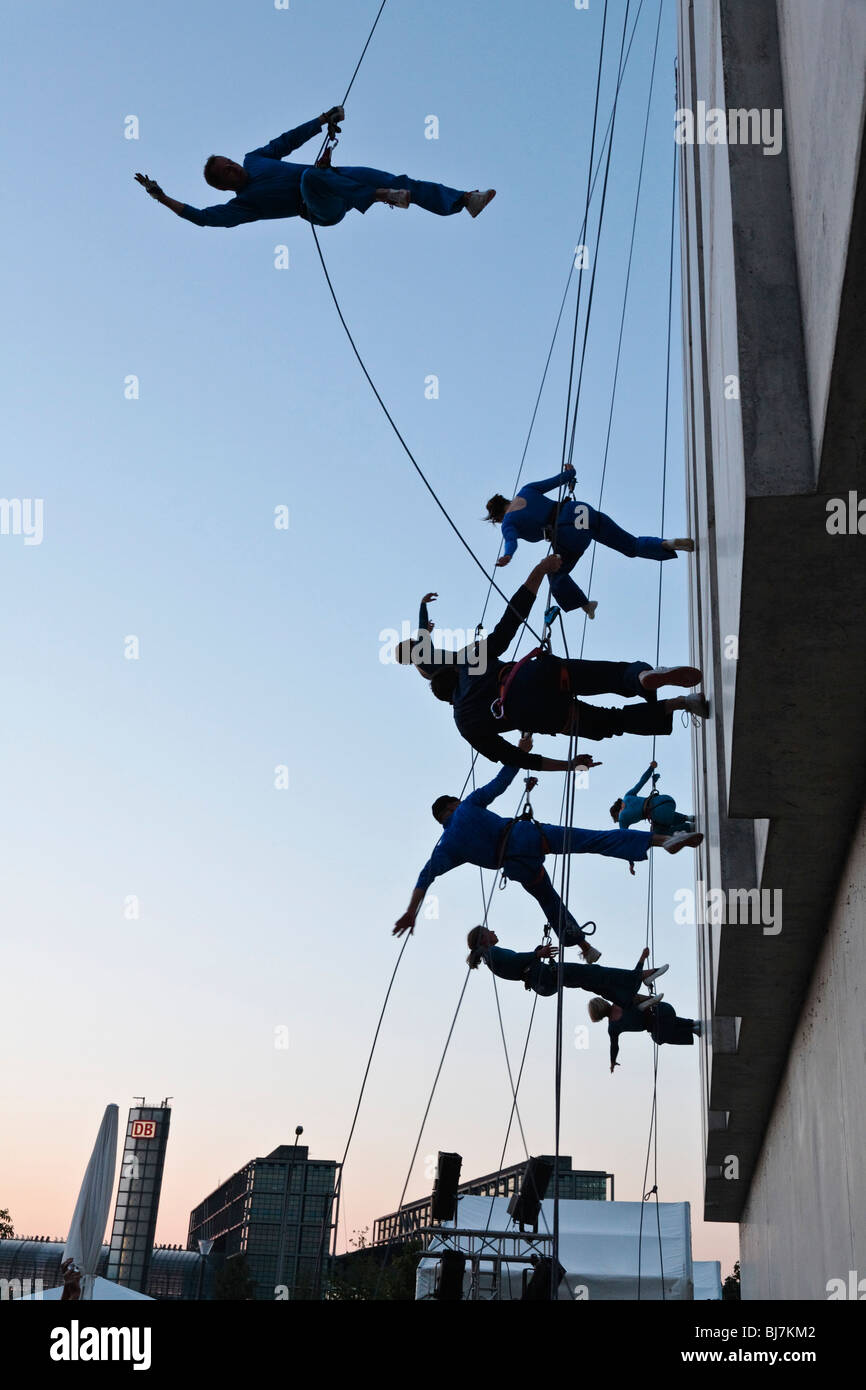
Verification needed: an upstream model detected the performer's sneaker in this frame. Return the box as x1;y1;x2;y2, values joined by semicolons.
663;831;703;854
378;188;410;209
638;992;663;1012
639;664;702;691
580;943;601;964
464;189;496;218
645;963;669;984
682;692;710;719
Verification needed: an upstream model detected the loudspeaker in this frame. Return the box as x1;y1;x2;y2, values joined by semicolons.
434;1250;466;1301
522;1256;566;1301
431;1151;463;1222
507;1156;553;1232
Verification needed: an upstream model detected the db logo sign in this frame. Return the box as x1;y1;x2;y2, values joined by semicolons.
131;1121;156;1139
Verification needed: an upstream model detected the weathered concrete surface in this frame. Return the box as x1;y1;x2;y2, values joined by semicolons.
740;802;866;1300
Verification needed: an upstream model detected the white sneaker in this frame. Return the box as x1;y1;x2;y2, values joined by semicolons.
581;943;601;964
638;992;663;1012
378;188;410;209
682;692;710;719
639;664;702;691
645;963;669;984
464;189;496;218
663;831;703;854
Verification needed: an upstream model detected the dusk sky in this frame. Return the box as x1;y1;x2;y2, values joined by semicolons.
1;0;737;1276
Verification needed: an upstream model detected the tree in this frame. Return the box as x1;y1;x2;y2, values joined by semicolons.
213;1253;257;1301
0;1209;14;1240
722;1261;741;1300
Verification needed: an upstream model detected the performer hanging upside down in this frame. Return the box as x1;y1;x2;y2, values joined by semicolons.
136;107;495;230
587;951;702;1072
485;464;693;617
466;928;670;1003
611;760;695;834
429;555;709;769
393;756;703;956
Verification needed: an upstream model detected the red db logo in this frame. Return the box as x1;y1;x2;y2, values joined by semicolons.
131;1121;156;1139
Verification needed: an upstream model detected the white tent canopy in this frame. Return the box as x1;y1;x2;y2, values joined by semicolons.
63;1104;119;1300
416;1195;694;1300
694;1260;723;1300
24;1101;154;1302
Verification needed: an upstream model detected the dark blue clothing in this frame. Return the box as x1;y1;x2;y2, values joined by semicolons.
449;582;669;767
500;472;573;556
180;119;323;227
618;767;692;832
179;119;464;229
483;948;643;1002
299;166;464;227
414;768;652;946
415;766;521;892
499;470;675;613
608;1000;695;1067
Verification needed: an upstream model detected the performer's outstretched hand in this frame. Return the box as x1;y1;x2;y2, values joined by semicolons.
393;913;415;938
135;173;165;200
537;944;558;959
495;554;511;567
571;753;601;770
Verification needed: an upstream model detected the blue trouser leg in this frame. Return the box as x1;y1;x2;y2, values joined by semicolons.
574;502;674;563
511;866;585;946
300;165;464;225
546;503;674;610
648;796;692;832
529;961;642;1001
539;823;653;863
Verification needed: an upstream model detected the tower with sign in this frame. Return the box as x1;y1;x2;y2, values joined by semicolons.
104;1098;172;1292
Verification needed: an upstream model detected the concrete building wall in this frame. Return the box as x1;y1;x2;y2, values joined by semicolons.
741;801;866;1299
677;0;866;1295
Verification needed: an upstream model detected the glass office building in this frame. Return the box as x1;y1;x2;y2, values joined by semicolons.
373;1156;613;1244
187;1144;339;1300
0;1241;216;1300
105;1101;172;1293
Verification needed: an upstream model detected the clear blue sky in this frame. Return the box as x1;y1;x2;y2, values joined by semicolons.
1;0;737;1275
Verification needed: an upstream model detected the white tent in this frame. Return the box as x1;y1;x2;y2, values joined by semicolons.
24;1102;154;1302
416;1194;693;1300
63;1104;119;1301
34;1276;153;1302
694;1260;723;1299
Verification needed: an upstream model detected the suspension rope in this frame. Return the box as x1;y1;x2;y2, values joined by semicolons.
637;71;678;1301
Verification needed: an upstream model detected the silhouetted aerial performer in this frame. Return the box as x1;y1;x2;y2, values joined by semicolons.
466;928;670;1002
611;760;695;834
428;556;709;769
485;464;693;618
136;107;495;229
393;759;703;955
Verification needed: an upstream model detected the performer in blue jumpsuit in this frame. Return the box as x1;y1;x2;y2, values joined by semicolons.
393;759;702;956
428;556;709;771
587;959;701;1072
466;928;669;1001
136;108;495;229
611;761;695;833
484;464;693;615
